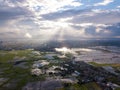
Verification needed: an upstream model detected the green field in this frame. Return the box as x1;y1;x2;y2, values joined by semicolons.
89;62;120;68
58;82;102;90
0;50;46;90
0;50;32;63
0;50;120;90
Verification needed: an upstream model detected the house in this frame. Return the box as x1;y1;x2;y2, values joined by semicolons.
31;68;42;76
44;54;58;59
32;51;41;55
46;66;60;75
32;60;50;68
72;71;80;76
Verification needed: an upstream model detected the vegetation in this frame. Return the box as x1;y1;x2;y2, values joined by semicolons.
0;50;46;90
89;62;120;68
0;50;120;90
0;50;32;63
58;82;102;90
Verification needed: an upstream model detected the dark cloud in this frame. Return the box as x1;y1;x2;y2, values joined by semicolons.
0;0;33;24
0;6;33;24
41;9;90;20
70;25;83;30
71;22;120;38
0;32;15;35
85;26;96;35
41;8;120;25
106;23;120;36
86;23;120;38
8;0;26;3
69;10;120;24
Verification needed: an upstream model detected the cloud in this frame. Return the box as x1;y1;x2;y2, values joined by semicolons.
117;6;120;8
0;4;33;25
106;23;120;36
17;0;83;15
94;0;114;6
41;9;89;20
69;9;120;24
0;0;120;40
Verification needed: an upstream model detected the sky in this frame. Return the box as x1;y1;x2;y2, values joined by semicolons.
0;0;120;42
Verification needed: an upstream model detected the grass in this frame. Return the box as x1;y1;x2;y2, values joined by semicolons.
0;64;45;90
0;50;46;90
89;62;120;68
115;88;120;90
58;82;102;90
84;82;102;90
0;50;32;63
